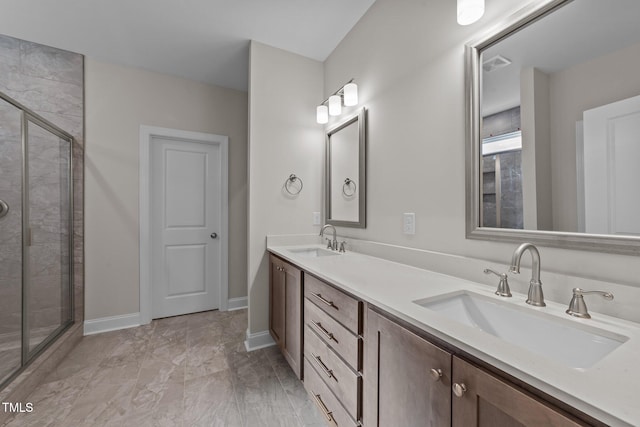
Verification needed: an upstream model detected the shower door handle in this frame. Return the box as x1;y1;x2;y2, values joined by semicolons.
210;232;218;239
0;199;8;219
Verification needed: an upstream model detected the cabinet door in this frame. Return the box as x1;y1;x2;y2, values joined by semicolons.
269;257;285;347
282;262;302;379
452;356;586;427
364;309;452;427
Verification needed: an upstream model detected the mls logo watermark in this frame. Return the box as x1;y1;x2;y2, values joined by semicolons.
2;402;33;413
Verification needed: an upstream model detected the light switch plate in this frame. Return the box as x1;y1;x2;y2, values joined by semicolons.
313;212;321;225
403;212;415;235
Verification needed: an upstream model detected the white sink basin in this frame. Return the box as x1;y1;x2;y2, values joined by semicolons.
288;247;340;258
414;291;627;369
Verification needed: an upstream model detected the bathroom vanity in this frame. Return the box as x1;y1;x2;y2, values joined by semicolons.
268;244;639;427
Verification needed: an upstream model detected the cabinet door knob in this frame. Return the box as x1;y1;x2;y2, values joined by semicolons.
452;383;467;397
430;368;443;381
210;232;218;239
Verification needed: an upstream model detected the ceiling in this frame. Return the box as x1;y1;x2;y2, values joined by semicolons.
0;0;376;91
482;0;640;116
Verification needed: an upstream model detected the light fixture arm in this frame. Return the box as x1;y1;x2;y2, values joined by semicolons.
319;78;355;106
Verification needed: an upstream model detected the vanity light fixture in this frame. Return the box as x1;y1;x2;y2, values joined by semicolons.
343;82;358;106
457;0;484;25
329;95;342;116
317;105;329;124
316;79;358;123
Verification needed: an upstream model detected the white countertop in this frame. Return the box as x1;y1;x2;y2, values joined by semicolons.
268;243;640;426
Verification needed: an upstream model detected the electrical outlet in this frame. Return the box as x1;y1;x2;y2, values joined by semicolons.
313;212;321;225
403;212;415;235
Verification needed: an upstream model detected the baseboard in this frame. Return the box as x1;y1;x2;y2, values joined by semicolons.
83;312;141;335
244;329;276;352
227;296;248;311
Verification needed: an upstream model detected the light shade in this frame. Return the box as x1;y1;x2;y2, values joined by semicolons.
457;0;484;25
316;105;329;124
343;83;358;106
328;95;342;116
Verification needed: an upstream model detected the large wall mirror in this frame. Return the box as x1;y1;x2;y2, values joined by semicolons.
466;0;640;254
326;108;366;228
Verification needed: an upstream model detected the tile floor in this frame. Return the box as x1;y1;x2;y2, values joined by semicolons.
2;309;326;427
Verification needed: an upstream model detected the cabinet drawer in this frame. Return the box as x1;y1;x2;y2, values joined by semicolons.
305;324;361;420
304;357;358;427
305;299;361;370
305;274;361;334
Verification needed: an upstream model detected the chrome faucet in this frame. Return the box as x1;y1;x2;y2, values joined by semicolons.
566;288;614;319
509;243;545;307
320;224;338;251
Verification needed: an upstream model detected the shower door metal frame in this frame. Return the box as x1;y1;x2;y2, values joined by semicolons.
0;90;74;389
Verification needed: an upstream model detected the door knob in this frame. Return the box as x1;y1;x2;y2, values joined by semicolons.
210;232;218;239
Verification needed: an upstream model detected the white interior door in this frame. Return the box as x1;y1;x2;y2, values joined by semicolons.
150;136;222;318
583;94;640;235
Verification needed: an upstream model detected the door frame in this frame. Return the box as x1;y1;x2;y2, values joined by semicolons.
139;125;229;324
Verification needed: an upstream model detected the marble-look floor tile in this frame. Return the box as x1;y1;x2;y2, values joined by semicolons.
4;309;330;427
2;378;82;427
183;369;242;427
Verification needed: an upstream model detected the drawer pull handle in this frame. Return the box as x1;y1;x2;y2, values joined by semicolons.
311;320;338;343
312;353;335;380
312;392;337;426
312;292;337;309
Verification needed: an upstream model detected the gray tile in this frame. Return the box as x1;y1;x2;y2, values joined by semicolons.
7;309;329;427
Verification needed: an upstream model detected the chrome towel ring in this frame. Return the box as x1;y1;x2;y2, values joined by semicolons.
342;178;357;197
284;174;303;195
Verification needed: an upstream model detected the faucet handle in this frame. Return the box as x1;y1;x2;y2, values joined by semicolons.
566;288;614;319
325;238;333;249
339;241;346;253
484;269;512;298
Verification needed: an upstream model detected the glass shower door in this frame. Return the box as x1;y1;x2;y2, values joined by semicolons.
0;90;74;390
0;98;23;383
25;119;73;356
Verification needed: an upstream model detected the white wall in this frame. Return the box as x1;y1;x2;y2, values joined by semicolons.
247;41;324;336
520;67;552;230
85;59;248;321
549;41;640;232
321;0;640;299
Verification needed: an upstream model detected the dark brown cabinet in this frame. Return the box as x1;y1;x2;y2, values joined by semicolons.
269;255;302;379
303;273;363;425
364;308;452;427
365;308;588;427
451;357;586;427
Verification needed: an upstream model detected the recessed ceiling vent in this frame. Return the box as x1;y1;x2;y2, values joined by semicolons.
483;54;512;73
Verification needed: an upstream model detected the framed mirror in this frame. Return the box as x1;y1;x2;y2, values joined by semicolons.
326;107;366;228
466;0;640;255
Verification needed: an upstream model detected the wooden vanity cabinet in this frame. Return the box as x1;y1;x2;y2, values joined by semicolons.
364;307;590;427
269;255;302;379
452;357;586;427
303;273;363;425
364;308;452;427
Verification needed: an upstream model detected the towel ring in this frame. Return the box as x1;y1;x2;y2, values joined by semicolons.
342;178;357;197
284;174;303;195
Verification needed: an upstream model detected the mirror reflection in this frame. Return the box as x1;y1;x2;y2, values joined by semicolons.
480;0;640;236
326;108;366;228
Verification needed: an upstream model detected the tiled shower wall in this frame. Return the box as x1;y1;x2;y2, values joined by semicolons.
0;34;84;372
